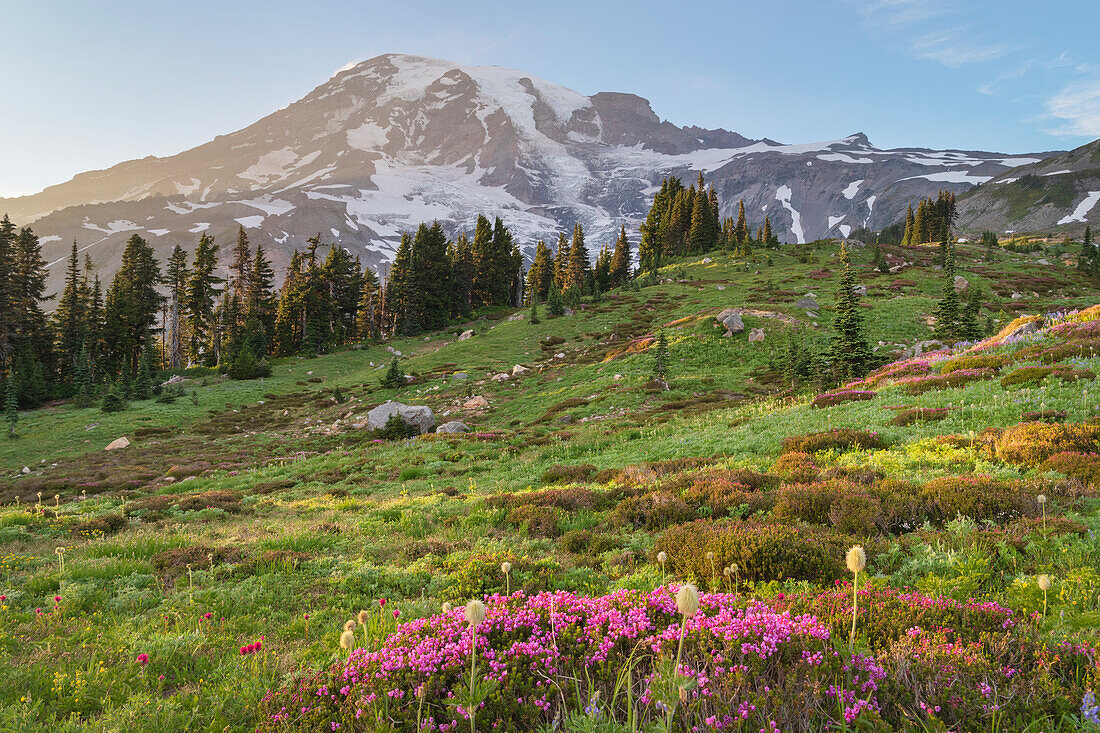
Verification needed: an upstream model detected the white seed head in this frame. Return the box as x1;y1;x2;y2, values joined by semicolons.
1038;574;1051;591
442;602;452;614
339;630;355;649
656;551;668;565
846;545;867;574
465;599;487;627
1037;494;1047;505
500;562;511;575
706;551;715;562
343;619;356;632
675;583;700;618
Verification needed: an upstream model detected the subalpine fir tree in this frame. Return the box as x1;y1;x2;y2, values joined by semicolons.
735;200;748;244
652;330;670;383
958;284;984;342
4;373;17;438
54;240;87;376
547;280;564;316
74;343;92;407
184;233;223;364
829;244;873;379
762;217;773;246
933;241;961;340
565;223;589;295
132;342;155;400
380;356;404;389
902;205;915;246
525;240;554;303
1080;226;1097;274
165;245;189;370
608;226;631;287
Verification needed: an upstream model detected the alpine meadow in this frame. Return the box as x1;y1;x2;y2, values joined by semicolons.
2;5;1100;732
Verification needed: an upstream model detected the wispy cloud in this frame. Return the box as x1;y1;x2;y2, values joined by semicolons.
1043;78;1100;137
909;28;1016;67
853;0;947;30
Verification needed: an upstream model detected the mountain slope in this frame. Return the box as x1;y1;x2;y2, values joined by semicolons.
0;53;1058;291
957;138;1100;235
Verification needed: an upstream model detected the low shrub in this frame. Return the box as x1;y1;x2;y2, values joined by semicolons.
890;406;950;426
609;491;695;530
899;368;994;395
150;545;245;580
1001;365;1095;388
540;463;596;484
771;451;819;482
656;518;853;587
175;490;244;514
828;490;883;535
1040;451;1100;487
487;486;603;512
69;513;128;537
938;353;1007;374
680;479;764;518
506;505;561;538
918;475;1031;524
782;428;884;453
1022;409;1067;423
811;389;875;408
995;422;1100;466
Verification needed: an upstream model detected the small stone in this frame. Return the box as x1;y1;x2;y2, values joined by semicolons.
458;329;474;341
463;395;489;409
105;437;130;451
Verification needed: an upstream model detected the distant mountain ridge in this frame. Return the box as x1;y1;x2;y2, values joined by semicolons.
0;53;1063;291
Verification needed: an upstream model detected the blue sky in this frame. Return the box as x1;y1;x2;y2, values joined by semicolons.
1;0;1097;197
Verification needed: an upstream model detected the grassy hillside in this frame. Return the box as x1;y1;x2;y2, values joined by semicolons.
1;240;1099;732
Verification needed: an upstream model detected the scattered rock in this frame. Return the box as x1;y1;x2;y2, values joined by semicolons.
21;466;30;474
613;374;624;381
105;437;130;451
562;307;575;316
507;313;524;322
716;284;726;291
888;265;905;273
1001;318;1044;341
451;372;468;381
748;328;765;343
366;401;435;434
702;257;712;264
1011;292;1023;300
953;276;968;293
161;374;186;386
715;308;745;335
385;346;403;356
902;340;945;359
1037;258;1052;266
511;364;530;376
437;420;469;434
458;329;474;341
463;395;489;410
852;284;867;297
282;409;289;416
794;296;819;310
491;373;510;382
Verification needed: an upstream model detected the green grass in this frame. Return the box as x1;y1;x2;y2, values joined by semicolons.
1;240;1098;731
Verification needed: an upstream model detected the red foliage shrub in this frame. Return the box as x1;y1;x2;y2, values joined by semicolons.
811;390;875;408
1040;451;1100;487
996;422;1100;466
771;452;820;483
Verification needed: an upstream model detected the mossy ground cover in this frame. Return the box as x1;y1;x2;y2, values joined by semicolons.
1;241;1099;731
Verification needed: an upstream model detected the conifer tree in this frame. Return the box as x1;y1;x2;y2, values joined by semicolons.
565;223;589;295
902;205;915;246
74;343;92;407
4;372;16;438
184;234;223;364
553;231;571;288
0;215;15;364
688;176;712;252
933;241;961;340
652;330;670;383
248;243;277;338
547;280;564;316
1080;226;1097;273
229;226;253;303
525;240;554;303
762;216;773;246
958;284;984;342
609;225;631;287
380;356;404;389
165;245;189;370
410;222;451;331
11;227;52;376
356;268;382;341
54;240;87;376
103;234;163;377
448;233;474;318
386;233;415;335
735;200;748;244
829;244;872;379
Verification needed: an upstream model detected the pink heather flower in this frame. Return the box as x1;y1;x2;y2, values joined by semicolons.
136;653;149;666
379;598;387;608
203;612;213;620
54;596;61;603
393;610;400;620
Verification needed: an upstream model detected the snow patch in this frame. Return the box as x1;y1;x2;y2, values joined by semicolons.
235;215;265;229
818;153;872;164
346;121;390;151
775;185;805;244
189;222;210;233
1043;170;1072;177
839;224;851;238
81;219;142;234
39;235;61;244
899;170;992;185
842;180;863;200
148;229;170;236
828;215;845;230
1057;191;1100;225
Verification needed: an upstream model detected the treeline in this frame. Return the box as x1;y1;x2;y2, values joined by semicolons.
900;191;957;246
0;209;646;411
639;173;776;273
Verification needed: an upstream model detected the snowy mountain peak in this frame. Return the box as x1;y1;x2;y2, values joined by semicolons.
0;53;1063;294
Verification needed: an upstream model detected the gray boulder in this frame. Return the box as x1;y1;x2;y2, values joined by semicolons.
366;401;435;434
902;340;945;359
458;329;474;341
748;328;765;343
437;420;469;434
1001;318;1044;342
451;372;468;381
953;276;969;293
715;308;745;335
794;297;819;310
